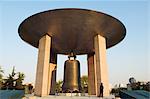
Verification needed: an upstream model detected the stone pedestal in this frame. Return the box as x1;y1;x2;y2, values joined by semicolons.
34;35;51;97
94;35;109;96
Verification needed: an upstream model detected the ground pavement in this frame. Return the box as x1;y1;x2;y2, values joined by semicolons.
23;94;116;99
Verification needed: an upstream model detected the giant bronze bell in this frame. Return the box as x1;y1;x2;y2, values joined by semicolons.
62;53;82;93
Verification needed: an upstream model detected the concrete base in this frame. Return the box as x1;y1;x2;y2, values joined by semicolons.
23;94;115;99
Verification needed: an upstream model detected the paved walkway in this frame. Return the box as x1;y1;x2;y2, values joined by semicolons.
23;94;116;99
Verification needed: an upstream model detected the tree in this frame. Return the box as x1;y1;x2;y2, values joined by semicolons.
129;77;136;84
0;66;4;81
0;66;4;89
15;72;25;89
1;66;26;90
4;66;16;89
55;80;63;93
81;75;88;93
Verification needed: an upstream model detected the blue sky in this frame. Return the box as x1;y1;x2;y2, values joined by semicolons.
0;0;149;87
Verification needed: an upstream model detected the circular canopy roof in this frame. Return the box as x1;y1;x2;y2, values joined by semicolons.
18;8;126;55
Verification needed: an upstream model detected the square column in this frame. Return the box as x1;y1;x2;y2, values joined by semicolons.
48;53;57;95
94;34;109;96
87;53;96;95
48;63;57;95
34;35;51;97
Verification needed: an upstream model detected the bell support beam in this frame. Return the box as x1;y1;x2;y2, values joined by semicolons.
87;53;96;95
34;34;51;97
94;34;109;96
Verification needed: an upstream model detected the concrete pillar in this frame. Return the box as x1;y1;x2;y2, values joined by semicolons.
87;53;96;95
94;34;109;96
34;35;51;97
48;63;57;95
48;53;57;95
